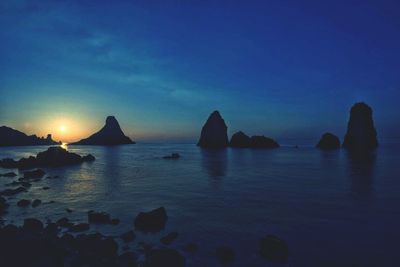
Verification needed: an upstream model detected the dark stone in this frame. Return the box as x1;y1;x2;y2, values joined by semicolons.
17;199;31;207
0;126;61;147
0;172;17;177
146;249;185;267
0;186;27;196
42;186;50;190
134;207;168;233
56;217;73;228
117;251;138;267
5;181;31;187
82;154;96;161
44;223;59;237
216;246;235;264
32;199;42;207
250;136;280;148
88;210;111;224
17;156;37;169
0;196;9;215
197;111;229;148
120;230;136;243
343;102;378;151
163;153;180;159
160;232;179;245
23;218;43;232
70;116;135;145
316;133;341;150
110;218;120;225
66;208;73;213
69;223;90;232
0;158;18;168
23;169;45;179
183;243;198;253
259;235;289;263
229;131;251;148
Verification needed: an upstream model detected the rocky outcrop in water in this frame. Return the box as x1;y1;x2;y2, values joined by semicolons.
229;131;251;148
197;111;229;148
343;102;378;151
250;136;280;148
134;207;168;232
0;147;95;169
0;126;61;147
316;133;340;150
71;116;134;146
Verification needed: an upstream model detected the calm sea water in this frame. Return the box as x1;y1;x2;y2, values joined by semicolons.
1;142;400;267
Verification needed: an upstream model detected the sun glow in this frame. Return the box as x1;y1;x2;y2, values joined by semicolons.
59;125;66;132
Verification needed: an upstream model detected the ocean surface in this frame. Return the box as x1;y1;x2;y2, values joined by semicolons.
1;142;400;267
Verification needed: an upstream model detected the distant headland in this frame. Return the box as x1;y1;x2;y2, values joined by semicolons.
0;126;61;147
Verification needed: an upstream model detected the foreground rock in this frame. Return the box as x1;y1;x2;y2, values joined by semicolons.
0;147;95;169
229;131;251;148
134;207;168;232
71;116;135;146
250;136;280;148
88;210;119;225
146;249;185;267
0;172;17;177
0;126;61;146
259;235;289;263
343;102;378;151
0;197;9;215
316;133;341;150
197;111;229;148
160;232;179;245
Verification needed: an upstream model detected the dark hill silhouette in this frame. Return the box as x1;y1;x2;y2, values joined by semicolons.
229;131;279;148
343;102;378;151
0;126;61;147
70;116;134;146
197;111;228;148
229;131;251;148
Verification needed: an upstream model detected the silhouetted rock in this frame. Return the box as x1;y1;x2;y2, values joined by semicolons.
0;186;27;196
216;246;235;264
56;217;73;228
0;196;9;215
160;231;179;245
88;210;111;224
250;135;280;148
32;199;42;208
17;199;31;207
163;153;180;159
23;169;45;179
134;206;168;232
0;172;17;177
71;116;134;145
316;133;340;150
0;126;61;146
229;131;251;148
23;218;43;232
197;111;229;148
343;102;378;151
120;230;136;243
259;235;289;263
69;223;90;232
146;249;185;267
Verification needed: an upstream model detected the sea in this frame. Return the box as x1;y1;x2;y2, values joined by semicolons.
1;140;400;267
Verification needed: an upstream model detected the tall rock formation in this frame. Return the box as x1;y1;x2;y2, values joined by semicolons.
0;126;61;146
197;111;228;148
71;116;134;146
342;102;378;151
316;133;340;150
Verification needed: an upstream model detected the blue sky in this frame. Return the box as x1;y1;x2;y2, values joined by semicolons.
0;0;399;143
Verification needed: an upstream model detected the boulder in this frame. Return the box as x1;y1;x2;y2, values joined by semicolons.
0;196;9;215
259;235;289;263
197;111;229;148
23;169;45;179
120;230;136;243
250;136;280;148
160;232;179;245
32;199;42;208
216;246;235;264
17;199;31;207
134;206;168;232
69;223;90;232
0;186;27;196
88;210;111;224
23;218;43;232
316;133;340;150
343;102;378;151
70;116;135;145
146;249;185;267
229;131;251;148
56;217;73;228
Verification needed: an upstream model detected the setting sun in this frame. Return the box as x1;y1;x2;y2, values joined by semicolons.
59;125;66;132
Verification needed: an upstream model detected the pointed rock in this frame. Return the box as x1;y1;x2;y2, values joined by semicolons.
197;111;228;148
71;116;134;145
343;102;378;151
229;131;251;148
316;133;340;150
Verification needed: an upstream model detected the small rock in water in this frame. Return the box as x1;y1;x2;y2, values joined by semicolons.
56;217;73;228
69;223;90;232
42;186;50;190
0;186;27;196
23;218;43;232
160;232;179;245
259;235;289;263
163;153;180;159
134;206;168;233
120;230;136;243
17;199;31;207
216;246;235;264
66;208;73;213
23;169;45;179
32;199;42;207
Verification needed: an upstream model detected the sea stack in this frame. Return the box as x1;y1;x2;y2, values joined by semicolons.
229;131;251;148
316;133;340;150
197;111;228;148
342;102;378;151
71;116;134;146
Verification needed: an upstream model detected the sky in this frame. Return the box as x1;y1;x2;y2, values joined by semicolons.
0;0;399;143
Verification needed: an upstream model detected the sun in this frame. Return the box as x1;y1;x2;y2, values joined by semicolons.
59;125;66;132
